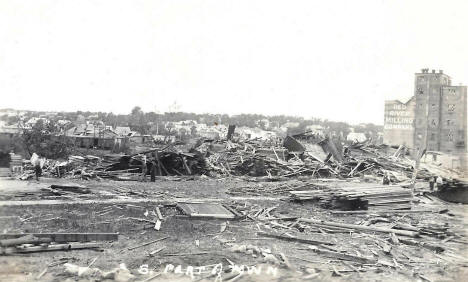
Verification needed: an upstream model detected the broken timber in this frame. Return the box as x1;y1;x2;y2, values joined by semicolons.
308;246;377;264
257;231;334;246
298;218;420;237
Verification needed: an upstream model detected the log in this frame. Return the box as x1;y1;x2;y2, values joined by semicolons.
1;242;101;254
397;238;444;253
0;234;52;247
127;217;156;224
298;218;420;237
127;236;169;250
0;233;118;243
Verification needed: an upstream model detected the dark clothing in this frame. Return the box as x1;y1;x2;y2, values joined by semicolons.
429;178;435;190
382;175;390;185
150;161;156;182
141;162;147;182
34;165;42;181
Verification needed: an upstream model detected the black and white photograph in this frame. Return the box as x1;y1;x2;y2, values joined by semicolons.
0;1;467;281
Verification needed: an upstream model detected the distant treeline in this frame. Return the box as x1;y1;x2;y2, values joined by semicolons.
1;107;383;138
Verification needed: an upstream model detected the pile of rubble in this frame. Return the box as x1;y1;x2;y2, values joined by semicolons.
14;134;462;184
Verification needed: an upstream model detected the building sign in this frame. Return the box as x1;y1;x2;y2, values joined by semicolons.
384;101;415;130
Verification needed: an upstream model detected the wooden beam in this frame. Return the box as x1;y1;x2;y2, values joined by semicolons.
257;231;334;246
0;233;118;242
308;246;377;264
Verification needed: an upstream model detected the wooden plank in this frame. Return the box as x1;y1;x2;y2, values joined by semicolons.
0;233;118;242
330;209;433;215
257;231;334;245
308;246;377;264
155;207;163;220
176;203;235;219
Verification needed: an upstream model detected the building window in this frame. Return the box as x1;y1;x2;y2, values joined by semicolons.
430;133;436;141
448;104;455;112
459;130;465;140
431;119;437;126
417;87;424;94
448;132;454;141
447;120;452;126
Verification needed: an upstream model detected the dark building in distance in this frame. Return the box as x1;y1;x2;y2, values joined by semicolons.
384;68;467;155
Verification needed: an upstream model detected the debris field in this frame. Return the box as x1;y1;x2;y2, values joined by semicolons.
0;137;467;281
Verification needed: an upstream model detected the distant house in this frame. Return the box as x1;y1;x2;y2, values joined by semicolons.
57;119;71;126
282;122;300;129
0;126;22;135
198;128;221;139
347;132;367;143
305;125;325;136
153;134;176;143
236;127;277;140
114;126;132;136
129;134;153;145
63;124;118;150
25;117;47;128
0;125;22;152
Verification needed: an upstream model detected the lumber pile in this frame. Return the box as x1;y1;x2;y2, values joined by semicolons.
290;184;414;210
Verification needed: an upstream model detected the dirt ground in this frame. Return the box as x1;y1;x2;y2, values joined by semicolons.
0;176;467;282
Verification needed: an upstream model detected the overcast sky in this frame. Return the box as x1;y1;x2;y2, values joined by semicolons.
1;0;468;125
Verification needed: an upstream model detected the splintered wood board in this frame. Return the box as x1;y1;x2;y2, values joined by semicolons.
177;203;235;219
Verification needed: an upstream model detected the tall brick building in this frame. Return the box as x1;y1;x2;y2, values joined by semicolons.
384;68;467;154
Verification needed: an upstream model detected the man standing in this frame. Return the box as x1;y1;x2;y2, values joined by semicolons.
150;153;157;182
140;155;147;182
429;176;435;191
436;176;444;190
382;173;390;185
33;155;42;181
